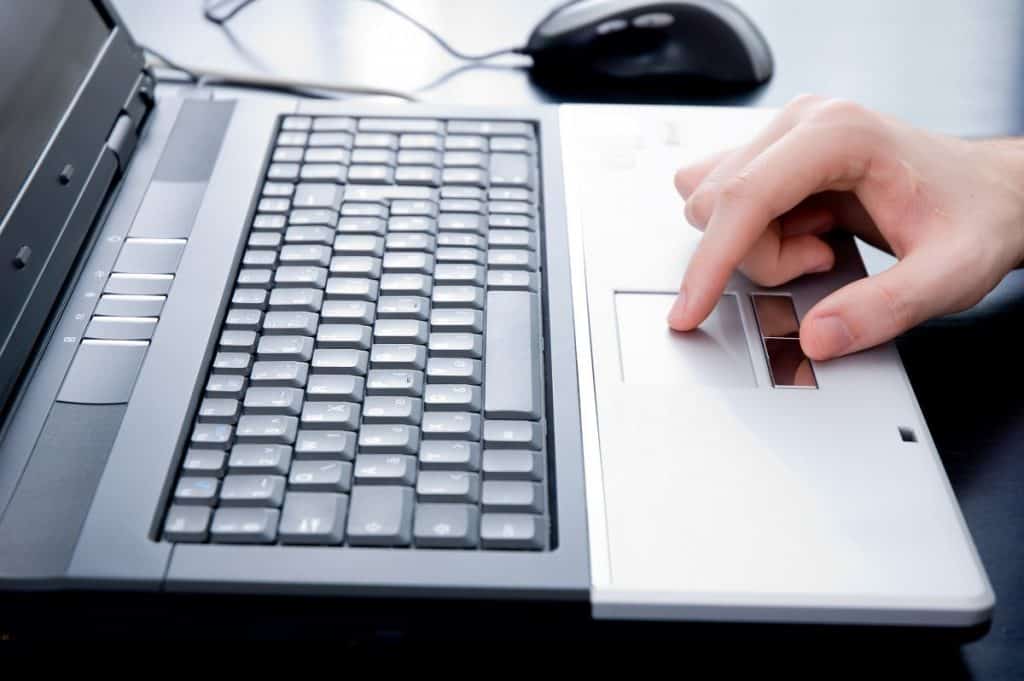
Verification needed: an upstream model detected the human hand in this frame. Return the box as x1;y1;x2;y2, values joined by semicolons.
667;95;1024;360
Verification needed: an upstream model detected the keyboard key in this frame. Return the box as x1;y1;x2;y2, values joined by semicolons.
374;319;429;344
487;270;538;291
191;422;233;448
344;184;438;203
317;324;372;350
439;198;484;214
376;295;429;320
489;214;533;230
305;147;350;163
489;229;537;250
300;163;347;183
293;183;344;211
308;131;354;147
482;450;544;481
388;216;437;234
370;343;427;370
443;151;487;168
489;200;535;216
279;492;348;544
484;291;542;418
422;412;481;440
250;361;309;387
398;132;443;149
335;234;385;257
311;348;369;375
220;474;286;507
261;311;318;336
432;286;484;309
395;166;441;186
306;375;365;402
416;471;480;503
361;118;443;134
346;486;413;546
419;440;481;471
354;454;417;485
354;132;399;149
383;252;434;275
275;266;328;289
274;146;304;162
320;300;375;325
434;264;485;286
174;476;219;505
430;308;483;333
224;308;262;331
337;217;386;235
198;397;240;424
397;149;442;167
490;137;535;154
289;208;339;227
379;273;432;297
428;333;482;358
235;415;298;444
277;131;308;146
289;460;352;492
267;163;299;181
206;374;247;398
437;232;485;249
448;120;532;136
481;513;544;550
482;481;544;513
351;148;396;165
280;244;332;267
295;430;357;460
358;424;420;454
257;335;314;362
363;396;422;424
243;387;303;416
366;369;424;396
426;357;482;384
347;165;395;184
325;277;379;301
436;247;485;265
253;214;287;230
441;185;486;200
236;269;272;289
312;116;355;132
229;444;292;475
341;202;388;218
488;249;538;270
258;197;290;213
488;186;532;201
210;508;279;544
484;420;543;450
445;135;487;151
386;233;436;252
330;255;382;278
390;199;438;217
182;449;227;476
414;503;479;548
437;213;485;235
163;505;211;542
301;401;360;430
285;225;335;245
442;168;487;187
423;384;481;411
212;352;252;375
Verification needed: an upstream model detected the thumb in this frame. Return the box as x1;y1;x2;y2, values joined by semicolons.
799;249;952;360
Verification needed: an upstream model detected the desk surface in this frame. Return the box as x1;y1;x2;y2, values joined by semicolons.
115;0;1023;675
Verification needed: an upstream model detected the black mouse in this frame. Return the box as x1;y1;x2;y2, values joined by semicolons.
524;0;773;93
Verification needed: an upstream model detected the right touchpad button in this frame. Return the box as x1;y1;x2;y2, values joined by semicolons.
614;292;755;387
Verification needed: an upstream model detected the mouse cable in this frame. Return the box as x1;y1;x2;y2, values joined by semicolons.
202;0;578;62
139;44;420;101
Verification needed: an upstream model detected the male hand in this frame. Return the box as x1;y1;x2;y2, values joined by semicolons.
667;95;1024;360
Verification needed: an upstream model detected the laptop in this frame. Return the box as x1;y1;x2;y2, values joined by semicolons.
0;0;994;637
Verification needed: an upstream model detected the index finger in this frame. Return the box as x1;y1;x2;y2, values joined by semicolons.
668;123;877;330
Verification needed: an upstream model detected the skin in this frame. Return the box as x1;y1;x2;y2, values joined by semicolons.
666;95;1024;361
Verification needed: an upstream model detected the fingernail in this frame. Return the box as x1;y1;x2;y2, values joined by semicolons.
667;289;687;326
812;315;853;356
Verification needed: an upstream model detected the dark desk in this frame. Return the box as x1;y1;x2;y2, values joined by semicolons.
114;1;1024;675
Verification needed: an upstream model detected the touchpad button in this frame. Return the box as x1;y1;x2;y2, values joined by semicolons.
614;292;755;387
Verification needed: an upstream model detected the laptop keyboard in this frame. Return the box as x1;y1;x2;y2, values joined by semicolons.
161;115;550;550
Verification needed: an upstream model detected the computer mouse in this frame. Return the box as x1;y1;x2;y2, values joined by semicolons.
524;0;773;92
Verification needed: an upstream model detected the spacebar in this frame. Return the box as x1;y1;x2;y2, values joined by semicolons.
484;291;542;419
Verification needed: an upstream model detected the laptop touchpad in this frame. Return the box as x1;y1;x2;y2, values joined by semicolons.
614;292;755;387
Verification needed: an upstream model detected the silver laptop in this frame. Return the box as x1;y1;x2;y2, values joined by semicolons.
0;0;993;635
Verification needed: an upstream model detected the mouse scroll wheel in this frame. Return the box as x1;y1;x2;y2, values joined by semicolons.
595;18;628;35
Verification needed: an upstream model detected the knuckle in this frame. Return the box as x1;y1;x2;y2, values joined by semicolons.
719;174;755;205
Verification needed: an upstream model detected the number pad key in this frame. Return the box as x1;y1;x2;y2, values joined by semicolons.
374;319;429;344
358;424;420;454
422;412;481;440
370;344;427;370
363;396;423;424
432;285;484;309
366;369;425;396
426;358;482;384
424;384;481;411
376;295;429;320
428;333;482;359
419;440;481;471
416;471;480;503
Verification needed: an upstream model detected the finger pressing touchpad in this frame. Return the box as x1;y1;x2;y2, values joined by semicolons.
614;292;755;387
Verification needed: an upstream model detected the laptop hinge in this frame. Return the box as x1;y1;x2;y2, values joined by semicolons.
105;71;155;172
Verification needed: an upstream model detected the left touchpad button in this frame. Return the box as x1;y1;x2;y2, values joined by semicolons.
57;340;149;404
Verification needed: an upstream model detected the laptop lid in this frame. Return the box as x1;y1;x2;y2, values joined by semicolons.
0;0;147;415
